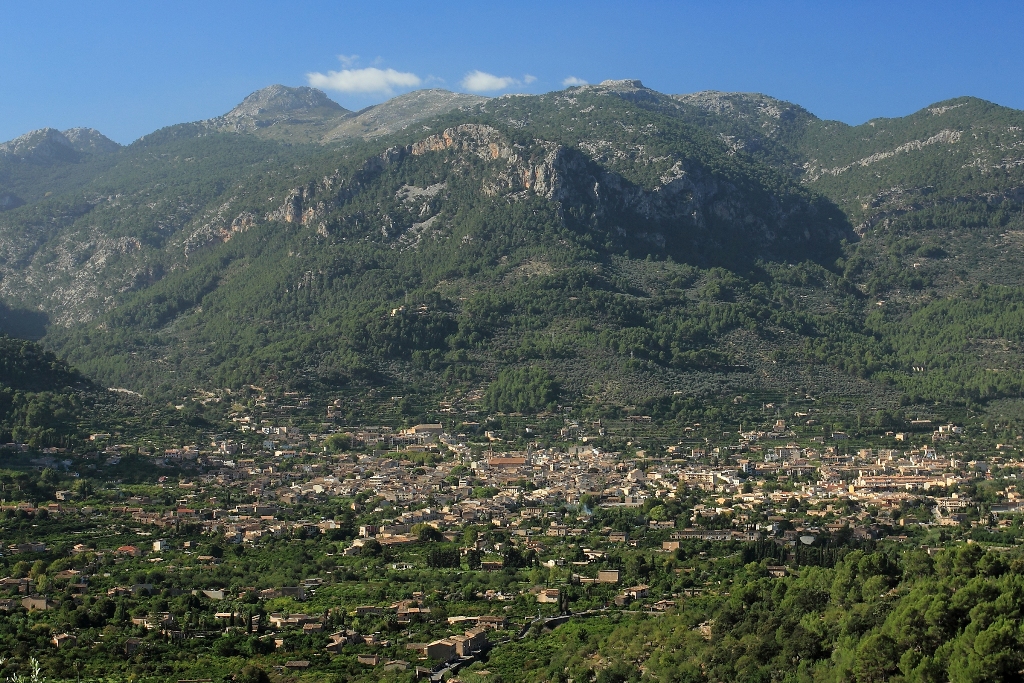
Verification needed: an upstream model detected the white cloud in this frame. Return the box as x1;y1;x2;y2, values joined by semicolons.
562;76;588;87
461;70;519;92
307;67;422;94
523;74;537;84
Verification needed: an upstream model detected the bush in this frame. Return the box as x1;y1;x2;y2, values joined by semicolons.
235;665;270;683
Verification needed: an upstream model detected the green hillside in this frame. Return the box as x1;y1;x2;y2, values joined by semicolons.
474;544;1024;683
0;334;217;449
0;82;1023;426
0;335;87;446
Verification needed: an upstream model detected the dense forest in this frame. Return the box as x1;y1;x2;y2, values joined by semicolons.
475;544;1024;683
0;335;85;447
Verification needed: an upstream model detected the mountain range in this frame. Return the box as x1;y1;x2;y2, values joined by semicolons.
2;80;1024;426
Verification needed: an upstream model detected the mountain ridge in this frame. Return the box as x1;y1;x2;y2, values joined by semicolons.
1;82;1023;423
322;88;488;142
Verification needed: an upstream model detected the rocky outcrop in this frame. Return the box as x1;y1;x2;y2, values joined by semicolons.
228;211;258;236
266;171;347;228
403;125;720;238
0;227;149;325
804;129;963;181
409;124;510;159
268;188;307;224
178;200;259;258
263;121;825;257
265;126;507;228
404;124;584;202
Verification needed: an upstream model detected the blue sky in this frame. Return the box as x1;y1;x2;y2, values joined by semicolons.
2;0;1022;144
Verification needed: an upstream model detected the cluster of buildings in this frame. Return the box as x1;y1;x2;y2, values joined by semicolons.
16;420;1022;553
5;415;1024;672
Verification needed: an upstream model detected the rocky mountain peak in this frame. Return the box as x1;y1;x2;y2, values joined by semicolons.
586;79;662;104
200;85;485;143
202;85;352;138
223;85;349;121
0;127;120;161
598;79;647;89
61;127;121;154
0;128;72;158
1;128;83;165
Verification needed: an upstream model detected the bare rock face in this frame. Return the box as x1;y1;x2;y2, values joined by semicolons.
409;123;508;158
400;125;838;255
268;188;307;224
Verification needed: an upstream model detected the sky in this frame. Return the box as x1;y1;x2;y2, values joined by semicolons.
2;0;1023;144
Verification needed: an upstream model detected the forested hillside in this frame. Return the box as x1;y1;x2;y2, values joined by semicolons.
1;81;1024;425
0;335;87;446
473;544;1024;683
0;334;213;448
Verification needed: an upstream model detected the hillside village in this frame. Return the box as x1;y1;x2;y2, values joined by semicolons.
55;411;1024;541
4;401;1023;679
